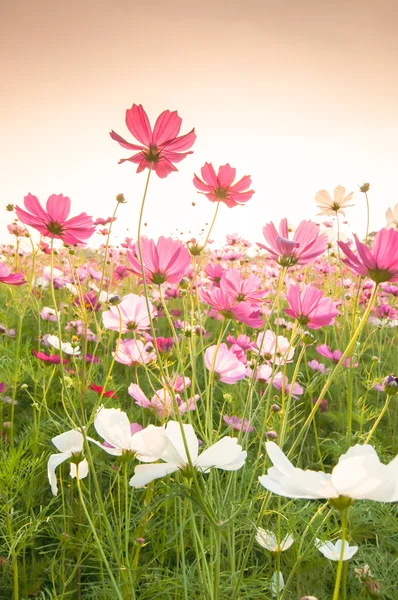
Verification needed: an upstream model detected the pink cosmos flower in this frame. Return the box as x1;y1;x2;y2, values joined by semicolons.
15;194;95;246
226;334;256;351
127;237;191;285
255;330;295;365
272;373;304;399
113;339;156;367
316;344;357;368
205;263;225;286
257;219;328;267
193;163;254;207
223;415;254;433
338;228;398;283
220;269;268;305
285;285;340;329
102;293;156;333
94;216;116;226
308;360;327;373
204;343;246;384
33;349;68;365
199;287;263;328
128;383;198;418
0;263;25;286
110;104;196;178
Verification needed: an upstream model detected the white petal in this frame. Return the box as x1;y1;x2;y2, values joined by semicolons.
52;430;84;453
163;421;198;465
129;463;179;488
195;437;246;472
47;452;71;496
94;406;132;451
130;424;169;462
70;459;89;480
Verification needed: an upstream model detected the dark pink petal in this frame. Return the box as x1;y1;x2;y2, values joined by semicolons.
162;129;196;152
23;193;49;221
109;130;146;151
201;163;218;187
193;174;213;192
152;110;182;146
229;175;252;193
125;104;152;146
217;164;236;189
46;194;71;222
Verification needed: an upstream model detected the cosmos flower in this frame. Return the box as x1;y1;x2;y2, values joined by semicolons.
47;430;88;495
112;339;156;366
254;330;295;365
199;287;263;328
316;344;355;368
92;407;147;456
258;442;398;502
102;293;156;333
204;343;247;384
315;185;354;216
315;539;358;561
127;237;191;285
0;263;25;286
193;163;254;207
129;421;247;488
220;269;268;305
223;415;254;433
255;528;294;552
285;284;340;329
110;104;196;178
15;194;95;246
47;335;80;356
257;219;328;267
338;228;398;283
33;349;68;365
128;383;199;418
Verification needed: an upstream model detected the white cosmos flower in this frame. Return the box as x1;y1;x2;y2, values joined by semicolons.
386;203;398;230
47;334;80;356
270;571;285;597
255;528;294;552
258;442;398;502
47;430;88;495
315;538;358;561
93;406;166;458
129;421;247;488
315;185;354;217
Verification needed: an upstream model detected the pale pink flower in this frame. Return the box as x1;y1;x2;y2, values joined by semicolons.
128;383;198;418
338;228;398;283
223;415;254;433
102;293;156;333
285;285;339;329
0;263;25;286
385;204;398;230
272;373;304;399
257;219;328;267
110;104;196;178
199;287;263;328
315;185;354;216
205;343;246;384
193;163;254;207
127;237;191;285
113;339;156;367
255;331;295;365
220;269;268;305
16;194;95;246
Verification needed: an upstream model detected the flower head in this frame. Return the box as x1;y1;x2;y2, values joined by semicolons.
16;194;95;246
205;343;246;384
193;163;254;207
0;263;25;286
338;228;398;283
255;528;294;552
315;185;354;216
102;293;156;333
385;203;398;230
257;219;328;267
129;421;247;487
285;284;339;329
127;237;191;285
315;538;358;561
47;430;88;495
110;104;196;178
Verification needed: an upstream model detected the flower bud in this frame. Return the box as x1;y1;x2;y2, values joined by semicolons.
108;295;121;306
271;404;281;413
366;580;381;597
359;183;370;193
179;277;190;290
116;193;127;204
301;331;315;345
383;375;398;396
266;430;278;440
6;204;14;211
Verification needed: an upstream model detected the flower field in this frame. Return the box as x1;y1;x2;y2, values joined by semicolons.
1;104;398;600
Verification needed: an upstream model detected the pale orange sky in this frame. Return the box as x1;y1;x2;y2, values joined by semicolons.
1;0;398;246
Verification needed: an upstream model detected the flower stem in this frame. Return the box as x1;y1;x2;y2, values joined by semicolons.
332;509;348;600
365;395;391;443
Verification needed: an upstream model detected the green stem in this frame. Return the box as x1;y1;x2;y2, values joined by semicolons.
365;395;391;443
332;510;348;600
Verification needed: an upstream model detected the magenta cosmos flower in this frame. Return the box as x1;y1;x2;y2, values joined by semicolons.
199;287;264;328
0;263;25;286
15;194;95;246
193;163;254;207
110;104;196;178
257;218;328;266
220;269;268;305
285;284;340;329
205;343;246;384
338;228;398;283
127;237;191;284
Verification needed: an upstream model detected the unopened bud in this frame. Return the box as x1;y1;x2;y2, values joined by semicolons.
6;204;14;211
266;430;278;440
108;295;121;306
271;404;281;413
366;580;381;597
359;183;370;193
383;375;398;396
116;193;127;204
301;331;315;345
179;277;190;290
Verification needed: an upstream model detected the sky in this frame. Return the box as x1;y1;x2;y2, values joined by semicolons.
1;0;398;247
